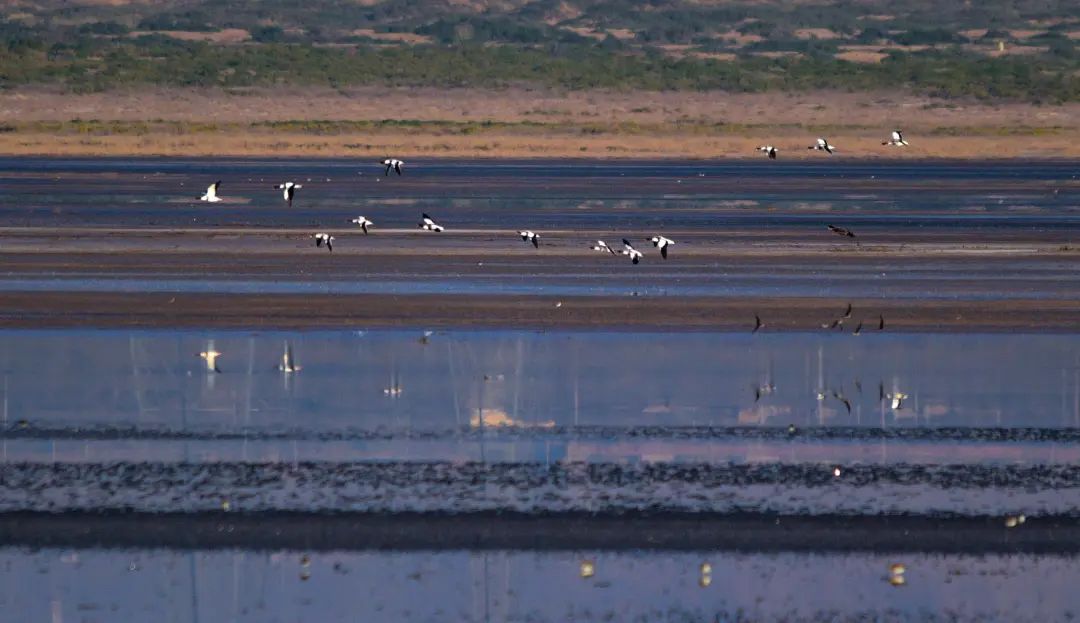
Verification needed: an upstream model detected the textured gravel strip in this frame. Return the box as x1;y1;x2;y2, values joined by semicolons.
1;461;1077;516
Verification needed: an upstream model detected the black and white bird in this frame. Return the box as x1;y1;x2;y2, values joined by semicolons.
199;343;222;373
351;216;373;234
199;181;222;203
827;224;856;238
621;239;643;264
314;233;334;252
419;213;444;232
518;230;540;248
382;158;404;176
591;240;616;255
278;342;301;373
753;314;764;333
757;145;778;159
883;130;909;147
809;138;836;154
650;235;675;259
275;182;302;206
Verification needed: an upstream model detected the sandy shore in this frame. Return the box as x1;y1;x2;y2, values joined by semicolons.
1;88;1077;159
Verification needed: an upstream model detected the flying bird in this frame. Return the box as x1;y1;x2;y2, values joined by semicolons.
419;213;444;232
827;224;856;238
753;314;764;333
199;347;222;373
832;390;852;414
650;235;675;259
591;240;616;255
275;182;302;206
853;320;863;335
382;158;404;176
519;230;540;248
809;138;836;154
199;181;222;203
842;303;853;319
883;130;909;147
878;314;885;330
621;239;643;264
278;342;301;373
351;216;373;234
314;233;334;252
757;145;778;159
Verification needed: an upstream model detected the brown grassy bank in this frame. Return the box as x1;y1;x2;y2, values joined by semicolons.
0;87;1077;159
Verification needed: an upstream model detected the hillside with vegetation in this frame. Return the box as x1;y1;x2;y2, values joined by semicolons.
0;0;1077;101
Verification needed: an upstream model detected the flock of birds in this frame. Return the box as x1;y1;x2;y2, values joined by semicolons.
197;158;702;262
757;130;909;159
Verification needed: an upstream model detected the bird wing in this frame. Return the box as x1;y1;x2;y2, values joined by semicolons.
660;245;668;259
532;236;539;248
818;138;827;147
892;131;901;142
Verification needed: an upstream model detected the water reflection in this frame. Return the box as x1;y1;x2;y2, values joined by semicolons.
1;547;1077;622
1;329;1078;433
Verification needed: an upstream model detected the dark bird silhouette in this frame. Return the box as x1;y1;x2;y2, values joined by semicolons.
827;224;856;238
753;314;764;333
878;314;885;330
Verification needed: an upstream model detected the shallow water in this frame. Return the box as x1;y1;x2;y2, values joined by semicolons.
3;328;1079;435
1;547;1077;623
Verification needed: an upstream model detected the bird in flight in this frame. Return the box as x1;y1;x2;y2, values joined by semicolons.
827;224;856;238
878;314;885;330
199;345;222;373
650;235;675;259
621;239;643;264
419;213;444;232
199;181;222;203
853;320;863;335
314;232;334;252
382;158;404;176
275;182;302;207
351;216;373;234
278;342;301;373
883;130;909;147
831;390;852;414
753;314;764;333
591;240;616;255
519;230;540;248
809;138;836;154
757;145;778;159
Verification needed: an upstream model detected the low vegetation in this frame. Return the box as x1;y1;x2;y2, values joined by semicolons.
0;0;1077;101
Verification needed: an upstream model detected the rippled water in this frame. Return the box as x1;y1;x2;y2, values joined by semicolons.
2;548;1077;623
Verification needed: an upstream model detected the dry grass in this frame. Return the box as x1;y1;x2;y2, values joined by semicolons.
350;29;433;44
0;87;1076;159
835;48;888;63
127;29;251;43
794;28;840;39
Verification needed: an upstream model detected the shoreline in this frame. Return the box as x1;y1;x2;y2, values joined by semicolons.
0;511;1076;553
0;292;1077;331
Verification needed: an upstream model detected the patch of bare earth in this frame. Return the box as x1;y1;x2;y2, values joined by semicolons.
350;29;432;44
794;28;840;39
127;29;251;43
